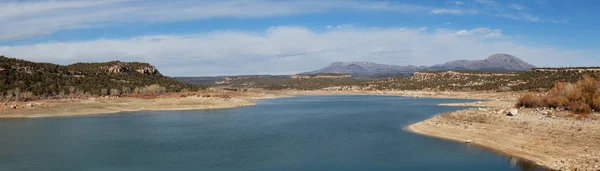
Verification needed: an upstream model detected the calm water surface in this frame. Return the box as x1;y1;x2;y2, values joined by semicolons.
0;95;544;171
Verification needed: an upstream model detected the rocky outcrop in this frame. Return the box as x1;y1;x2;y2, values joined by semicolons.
103;63;130;73
100;62;160;76
136;67;159;75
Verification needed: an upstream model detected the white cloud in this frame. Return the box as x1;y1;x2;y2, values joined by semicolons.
509;4;526;10
452;28;502;38
0;26;594;76
430;8;478;15
0;0;427;42
430;8;463;15
0;0;567;42
496;14;542;22
523;14;540;22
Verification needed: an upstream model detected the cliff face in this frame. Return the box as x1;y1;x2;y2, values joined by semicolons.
69;61;162;76
99;62;160;76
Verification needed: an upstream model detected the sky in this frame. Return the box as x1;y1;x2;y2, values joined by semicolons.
0;0;598;76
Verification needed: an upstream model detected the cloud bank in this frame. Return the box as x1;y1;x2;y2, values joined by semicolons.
0;26;595;76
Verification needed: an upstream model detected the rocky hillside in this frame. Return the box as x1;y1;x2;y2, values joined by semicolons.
304;53;536;76
0;56;200;101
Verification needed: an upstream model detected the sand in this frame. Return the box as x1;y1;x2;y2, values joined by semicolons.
407;99;600;170
0;92;289;118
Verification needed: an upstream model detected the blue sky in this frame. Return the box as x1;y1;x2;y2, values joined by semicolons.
0;0;598;76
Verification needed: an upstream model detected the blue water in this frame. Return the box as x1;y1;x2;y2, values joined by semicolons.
0;95;543;171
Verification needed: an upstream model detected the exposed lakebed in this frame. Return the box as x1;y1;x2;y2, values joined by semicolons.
0;95;543;170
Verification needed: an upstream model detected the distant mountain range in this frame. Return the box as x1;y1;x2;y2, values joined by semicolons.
302;54;536;76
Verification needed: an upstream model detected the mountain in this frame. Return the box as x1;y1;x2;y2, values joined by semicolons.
0;56;200;101
302;61;426;76
303;54;535;76
427;53;536;71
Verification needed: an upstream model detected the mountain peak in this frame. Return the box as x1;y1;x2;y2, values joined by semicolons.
484;53;520;62
429;53;535;71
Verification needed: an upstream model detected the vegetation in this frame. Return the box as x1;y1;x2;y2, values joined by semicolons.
178;69;600;92
517;75;600;114
0;56;201;101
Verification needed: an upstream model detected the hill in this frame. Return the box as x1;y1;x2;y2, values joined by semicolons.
0;56;200;101
303;53;536;76
427;53;536;71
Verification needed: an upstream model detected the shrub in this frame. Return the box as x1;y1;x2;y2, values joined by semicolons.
570;101;592;114
517;74;600;114
110;89;121;96
517;93;543;108
592;96;600;111
541;96;569;109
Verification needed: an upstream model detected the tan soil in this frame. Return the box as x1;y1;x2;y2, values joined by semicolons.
407;97;600;170
0;91;289;118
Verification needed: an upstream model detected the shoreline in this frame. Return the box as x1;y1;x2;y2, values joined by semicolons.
405;102;600;170
0;90;512;118
404;123;554;170
0;92;290;118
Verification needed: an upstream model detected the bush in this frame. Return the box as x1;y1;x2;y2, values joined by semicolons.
517;74;600;114
517;93;543;108
570;101;592;114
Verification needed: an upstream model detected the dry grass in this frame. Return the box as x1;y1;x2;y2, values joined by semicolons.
517;75;600;114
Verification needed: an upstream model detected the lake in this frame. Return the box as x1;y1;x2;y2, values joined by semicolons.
0;95;543;170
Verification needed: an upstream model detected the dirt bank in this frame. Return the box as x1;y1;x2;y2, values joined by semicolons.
407;99;600;170
0;92;288;118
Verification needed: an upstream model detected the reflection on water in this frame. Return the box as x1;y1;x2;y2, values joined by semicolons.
511;157;548;171
0;95;545;171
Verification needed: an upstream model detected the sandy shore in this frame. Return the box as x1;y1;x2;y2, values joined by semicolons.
406;98;600;170
0;92;289;118
278;89;520;101
0;90;510;118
